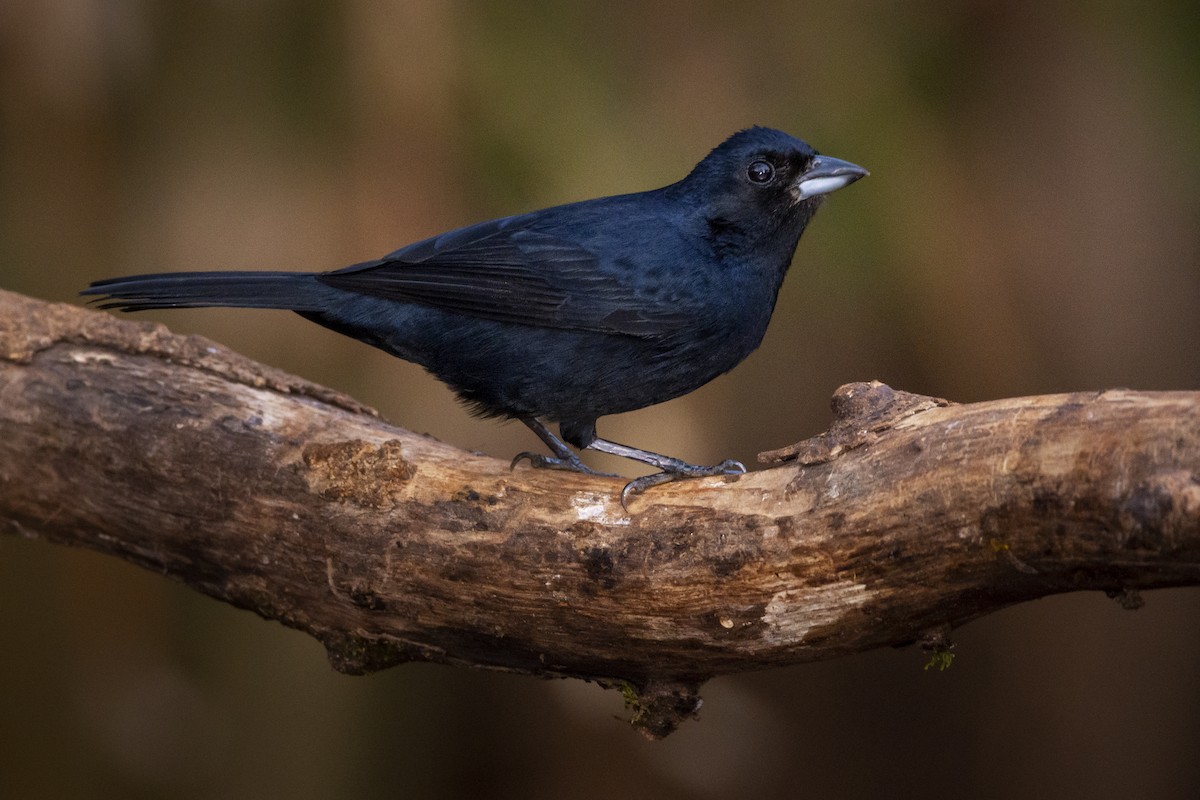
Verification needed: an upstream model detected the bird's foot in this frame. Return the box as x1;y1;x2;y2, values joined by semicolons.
620;459;746;508
510;451;616;477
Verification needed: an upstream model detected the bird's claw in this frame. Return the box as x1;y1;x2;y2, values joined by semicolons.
514;448;745;510
510;451;615;477
713;459;748;475
510;451;545;470
619;459;747;509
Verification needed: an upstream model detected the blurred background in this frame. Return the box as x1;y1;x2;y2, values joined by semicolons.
1;1;1198;797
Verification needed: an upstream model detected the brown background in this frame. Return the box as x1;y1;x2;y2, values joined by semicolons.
1;1;1198;798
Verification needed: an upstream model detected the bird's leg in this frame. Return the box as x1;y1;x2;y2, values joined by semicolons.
511;419;743;506
511;418;615;476
585;438;746;506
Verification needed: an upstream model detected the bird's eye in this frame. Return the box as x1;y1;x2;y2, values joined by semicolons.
747;160;775;184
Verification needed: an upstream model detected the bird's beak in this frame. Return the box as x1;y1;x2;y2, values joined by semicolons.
794;155;869;200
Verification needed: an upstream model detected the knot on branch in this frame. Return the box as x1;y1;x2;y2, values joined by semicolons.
758;380;951;465
610;679;703;740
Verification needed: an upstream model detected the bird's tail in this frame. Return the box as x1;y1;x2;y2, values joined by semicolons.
81;271;326;312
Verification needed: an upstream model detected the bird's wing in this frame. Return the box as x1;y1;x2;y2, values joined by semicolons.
317;215;689;338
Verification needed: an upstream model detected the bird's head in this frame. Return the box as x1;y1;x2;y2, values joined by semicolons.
679;126;867;254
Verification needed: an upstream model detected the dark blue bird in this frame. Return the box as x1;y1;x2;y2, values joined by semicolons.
83;127;867;501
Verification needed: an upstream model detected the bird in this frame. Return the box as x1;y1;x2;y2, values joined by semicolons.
83;126;867;504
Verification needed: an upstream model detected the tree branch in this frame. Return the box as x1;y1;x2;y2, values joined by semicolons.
2;288;1198;737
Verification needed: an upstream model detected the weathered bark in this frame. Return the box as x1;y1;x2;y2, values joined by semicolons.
1;288;1198;737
